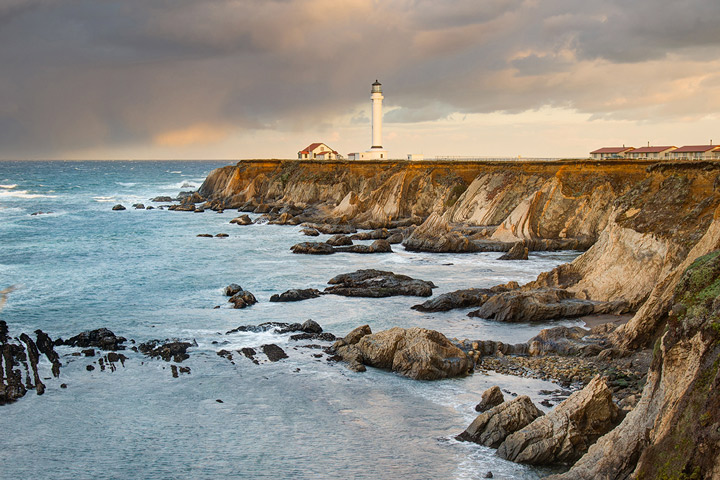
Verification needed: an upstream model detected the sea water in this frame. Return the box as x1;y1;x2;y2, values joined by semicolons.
0;161;581;479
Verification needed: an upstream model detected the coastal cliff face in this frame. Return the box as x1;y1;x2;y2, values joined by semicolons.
199;159;720;478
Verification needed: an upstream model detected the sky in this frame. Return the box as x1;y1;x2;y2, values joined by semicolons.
1;0;720;160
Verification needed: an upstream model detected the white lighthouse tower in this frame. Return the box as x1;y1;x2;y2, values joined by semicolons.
349;80;389;160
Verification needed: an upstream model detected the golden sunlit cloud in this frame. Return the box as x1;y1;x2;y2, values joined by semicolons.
153;124;231;147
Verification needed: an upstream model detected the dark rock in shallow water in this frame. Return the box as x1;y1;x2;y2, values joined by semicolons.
151;196;174;203
386;233;403;244
412;288;496;312
224;283;243;296
215;233;229;238
261;344;288;362
197;233;213;238
138;340;192;363
289;332;336;342
324;269;436;297
475;386;505;412
351;228;390;240
301;228;320;236
228;290;257;309
301;319;322;334
291;242;336;255
111;204;126;211
133;203;145;210
61;328;127;351
269;288;321;302
239;347;259;364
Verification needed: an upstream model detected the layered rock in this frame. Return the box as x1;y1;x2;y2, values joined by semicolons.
474;385;505;412
332;326;473;380
497;376;620;465
547;251;720;479
457;395;543;448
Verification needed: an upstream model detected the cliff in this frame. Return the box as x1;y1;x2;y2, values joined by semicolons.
199;158;720;478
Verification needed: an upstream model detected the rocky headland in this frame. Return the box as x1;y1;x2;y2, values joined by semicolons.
189;158;720;477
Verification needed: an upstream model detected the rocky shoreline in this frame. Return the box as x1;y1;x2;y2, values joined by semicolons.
8;158;720;477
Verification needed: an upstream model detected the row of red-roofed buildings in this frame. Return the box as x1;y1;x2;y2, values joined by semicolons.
590;144;720;161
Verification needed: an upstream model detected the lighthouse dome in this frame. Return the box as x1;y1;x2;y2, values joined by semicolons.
371;80;382;93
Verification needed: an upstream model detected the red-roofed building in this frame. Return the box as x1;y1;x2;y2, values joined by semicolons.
626;146;676;160
668;145;720;160
298;143;339;160
590;147;635;160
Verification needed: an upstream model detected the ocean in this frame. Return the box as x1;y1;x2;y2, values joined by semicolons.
0;160;581;479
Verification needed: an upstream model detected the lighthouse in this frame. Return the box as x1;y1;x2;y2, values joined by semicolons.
348;80;389;160
371;80;383;149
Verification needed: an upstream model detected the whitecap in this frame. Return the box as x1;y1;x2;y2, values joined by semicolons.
116;182;137;187
92;196;116;202
0;184;18;189
0;190;56;199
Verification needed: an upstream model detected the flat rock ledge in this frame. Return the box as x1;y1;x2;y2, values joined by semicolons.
457;395;544;448
496;376;621;465
269;288;322;302
331;325;473;380
291;239;392;255
324;269;436;297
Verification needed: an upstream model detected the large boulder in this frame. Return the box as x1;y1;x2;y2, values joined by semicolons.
335;239;393;254
334;326;473;380
457;395;544;448
324;269;436;297
230;214;253;225
291;242;336;255
497;376;620;465
412;283;520;312
499;242;529;260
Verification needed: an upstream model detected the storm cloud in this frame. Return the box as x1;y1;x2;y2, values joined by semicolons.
1;0;719;157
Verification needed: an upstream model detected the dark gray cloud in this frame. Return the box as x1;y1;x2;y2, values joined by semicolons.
1;0;719;157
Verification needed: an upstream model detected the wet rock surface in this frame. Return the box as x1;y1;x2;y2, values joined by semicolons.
138;340;193;363
457;395;544;448
228;290;258;309
261;344;288;362
326;234;353;246
324;269;436;297
1;322;62;404
269;288;322;302
60;328;127;351
291;242;336;255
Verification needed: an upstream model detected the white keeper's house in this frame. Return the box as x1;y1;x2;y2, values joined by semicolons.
589;146;635;160
668;145;720;161
298;143;339;160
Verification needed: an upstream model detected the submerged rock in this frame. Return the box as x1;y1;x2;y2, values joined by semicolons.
261;344;288;362
333;326;472;380
457;395;544;448
324;269;436;298
497;376;620;465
